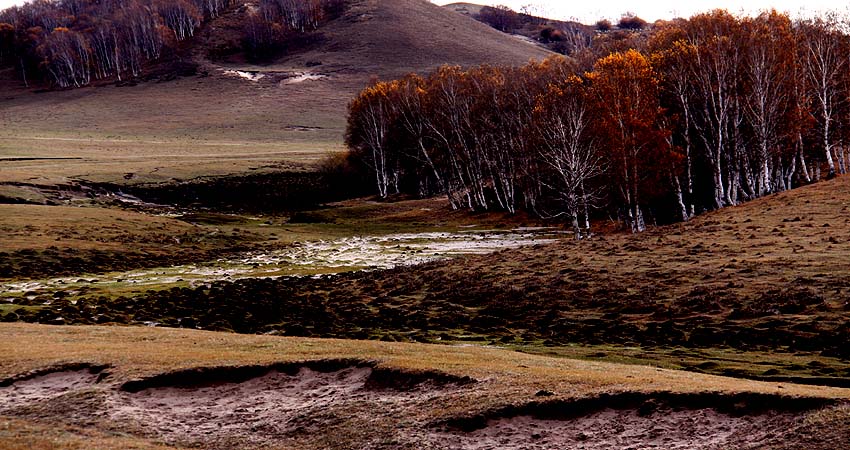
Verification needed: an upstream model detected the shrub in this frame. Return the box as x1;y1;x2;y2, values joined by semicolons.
618;13;647;30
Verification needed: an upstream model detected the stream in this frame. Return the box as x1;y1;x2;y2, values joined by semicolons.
1;229;562;298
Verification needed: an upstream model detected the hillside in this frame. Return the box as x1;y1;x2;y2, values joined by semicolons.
443;1;597;54
2;4;849;448
0;0;552;186
443;2;485;16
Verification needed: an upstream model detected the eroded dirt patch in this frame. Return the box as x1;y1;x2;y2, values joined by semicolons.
110;360;473;447
0;363;108;411
434;393;835;450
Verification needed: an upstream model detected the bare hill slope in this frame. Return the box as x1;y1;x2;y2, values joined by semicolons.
0;0;551;185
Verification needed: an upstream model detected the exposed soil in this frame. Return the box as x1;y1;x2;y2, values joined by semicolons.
0;360;840;449
0;360;475;449
433;392;834;449
438;407;797;449
0;366;107;409
113;361;472;448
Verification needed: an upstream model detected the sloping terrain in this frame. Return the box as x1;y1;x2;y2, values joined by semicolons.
0;0;551;186
443;2;485;17
443;1;596;54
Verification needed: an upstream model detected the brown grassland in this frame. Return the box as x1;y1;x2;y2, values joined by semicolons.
1;0;850;448
10;173;850;383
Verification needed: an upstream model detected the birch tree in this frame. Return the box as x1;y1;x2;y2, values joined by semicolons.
683;10;741;208
742;11;794;194
535;75;605;237
346;82;399;198
587;49;666;232
796;16;847;177
156;0;201;41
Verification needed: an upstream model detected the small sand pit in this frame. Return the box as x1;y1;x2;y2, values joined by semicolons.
222;70;265;82
435;393;832;450
0;364;107;410
283;72;327;84
111;360;473;447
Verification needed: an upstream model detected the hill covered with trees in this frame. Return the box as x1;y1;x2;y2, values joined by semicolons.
0;0;347;88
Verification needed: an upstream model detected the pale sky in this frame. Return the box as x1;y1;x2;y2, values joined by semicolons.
0;0;20;11
0;0;847;23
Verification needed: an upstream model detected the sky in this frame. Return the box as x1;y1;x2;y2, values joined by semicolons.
0;0;847;23
432;0;848;23
0;0;20;10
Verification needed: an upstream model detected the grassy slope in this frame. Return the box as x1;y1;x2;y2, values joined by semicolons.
0;417;176;450
6;323;843;397
0;0;551;185
0;204;265;279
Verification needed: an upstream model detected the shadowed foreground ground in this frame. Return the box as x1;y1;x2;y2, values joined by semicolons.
0;323;848;449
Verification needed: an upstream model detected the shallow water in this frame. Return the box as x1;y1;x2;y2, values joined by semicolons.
0;229;561;297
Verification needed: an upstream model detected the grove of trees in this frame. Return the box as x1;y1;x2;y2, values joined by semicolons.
347;10;850;236
0;0;343;87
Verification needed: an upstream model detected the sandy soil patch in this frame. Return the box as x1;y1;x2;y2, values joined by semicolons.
284;72;328;84
112;365;453;446
436;406;798;449
222;70;265;82
0;360;473;448
0;366;105;410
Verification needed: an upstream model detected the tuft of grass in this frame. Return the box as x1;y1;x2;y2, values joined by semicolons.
0;417;176;450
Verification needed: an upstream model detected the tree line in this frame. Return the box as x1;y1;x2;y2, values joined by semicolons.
0;0;342;87
241;0;344;61
346;10;850;236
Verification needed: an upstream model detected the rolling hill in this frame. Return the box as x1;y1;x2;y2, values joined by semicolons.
0;0;551;186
